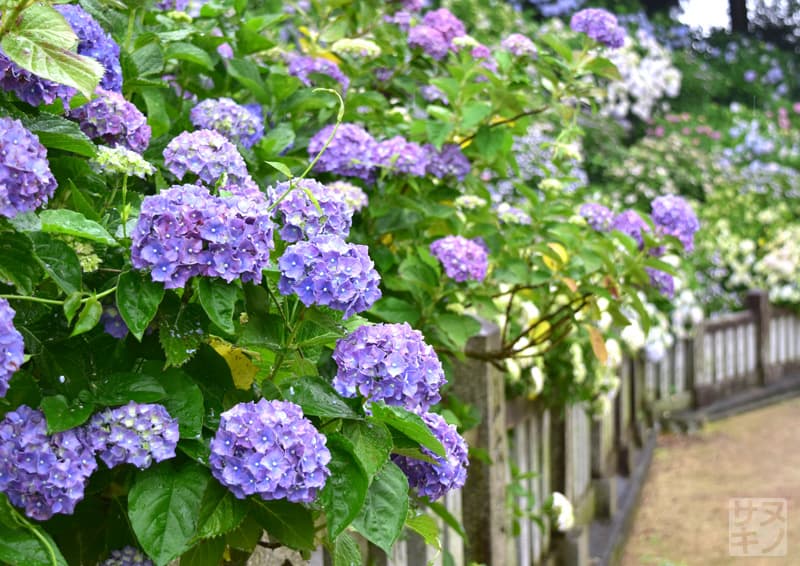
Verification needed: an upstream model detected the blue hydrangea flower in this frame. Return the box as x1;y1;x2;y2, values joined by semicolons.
55;4;123;92
372;136;429;176
425;144;471;181
430;235;488;283
651;195;700;252
328;181;368;212
0;52;74;106
392;412;468;502
308;124;378;181
408;25;451;60
287;55;350;93
332;322;446;412
421;84;449;105
163;130;252;187
277;235;382;319
267;179;353;243
100;546;153;566
84;402;179;469
0;406;97;520
155;0;190;10
579;203;613;231
0;298;24;398
189;97;265;149
421;8;466;43
0;117;58;218
611;210;649;249
101;305;129;339
502;33;538;57
647;267;675;298
209;399;331;503
66;88;151;153
570;8;626;48
130;184;275;288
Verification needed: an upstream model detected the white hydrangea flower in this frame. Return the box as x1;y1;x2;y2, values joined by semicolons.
550;492;575;531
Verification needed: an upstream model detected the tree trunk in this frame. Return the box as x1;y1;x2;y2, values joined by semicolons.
730;0;749;32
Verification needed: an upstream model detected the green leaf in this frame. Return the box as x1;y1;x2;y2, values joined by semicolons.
0;231;41;294
0;493;69;566
196;278;237;334
1;4;103;99
151;367;204;438
474;126;508;160
117;270;164;341
128;462;210;566
228;58;270;103
370;403;445;457
332;532;361;566
179;537;225;566
20;114;96;157
352;461;409;554
131;41;164;76
265;160;293;177
406;513;441;551
40;394;94;433
584;55;621;80
250;499;315;551
29;232;82;295
196;481;248;539
369;296;420;325
461;102;492;130
429;313;481;352
165;42;214;70
158;303;206;368
39;209;117;245
71;297;102;337
226;514;263;552
260;123;295;155
321;435;369;538
279;375;358;419
426;121;454;150
93;372;167;405
338;420;392;478
141;87;170;138
63;291;82;323
428;501;467;539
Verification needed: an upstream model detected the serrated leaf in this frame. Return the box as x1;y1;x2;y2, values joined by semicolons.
0;231;41;294
165;42;214;70
370;403;445;457
250;499;315;550
152;366;204;438
39;209;117;245
196;481;248;539
0;493;69;566
117;270;164;341
279;376;358;419
321;435;369;538
338;420;392;477
225;514;263;552
159;303;205;367
179;537;225;566
128;462;210;566
29;232;82;295
20;114;96;157
208;337;258;391
406;513;441;551
40;394;94;433
369;296;420;325
93;372;167;405
196;278;237;334
352;461;409;554
332;532;361;566
265;160;293;177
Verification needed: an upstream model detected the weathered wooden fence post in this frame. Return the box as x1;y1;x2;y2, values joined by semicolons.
451;320;510;565
746;290;773;386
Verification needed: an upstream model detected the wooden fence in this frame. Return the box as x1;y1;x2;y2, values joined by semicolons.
307;290;800;566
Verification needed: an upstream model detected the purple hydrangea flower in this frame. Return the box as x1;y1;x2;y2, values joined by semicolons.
0;52;74;106
163;130;251;187
743;70;758;83
101;306;129;339
430;235;488;283
332;322;446;411
0;406;97;520
570;8;626;49
328;181;368;212
287;55;350;93
209;399;331;503
408;25;451;60
579;203;613;231
421;8;466;43
611;210;649;249
502;33;538;57
277;235;382;318
84;402;179;469
421;84;449;105
0;118;57;218
0;298;24;398
647;267;675;298
425;144;470;181
131;184;275;288
650;195;700;252
308;124;378;181
155;0;190;10
217;43;234;59
267;179;354;243
372;136;429;176
392;412;468;501
66;88;151;153
100;546;153;566
495;203;532;225
189;97;265;148
55;5;123;93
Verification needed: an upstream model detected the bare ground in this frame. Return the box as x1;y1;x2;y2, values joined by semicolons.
621;397;800;566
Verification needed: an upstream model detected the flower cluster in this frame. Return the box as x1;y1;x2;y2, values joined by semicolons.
392;412;468;501
502;33;538;57
55;4;123;93
287;55;350;93
580;203;614;231
611;210;649;248
268;179;353;243
83;402;179;469
0;117;58;219
0;406;97;520
647;267;675;298
0;298;23;398
100;547;154;566
131;184;275;288
101;305;129;339
67;88;151;153
91;146;155;179
426;144;471;181
331;38;382;58
430;235;489;283
332;322;446;411
328;181;369;212
0;53;73;106
189;98;265;148
308;124;378;181
570;8;625;49
163;130;251;187
651;195;700;252
209;400;331;503
277;235;381;318
407;8;467;60
495;202;532;225
373;136;428;176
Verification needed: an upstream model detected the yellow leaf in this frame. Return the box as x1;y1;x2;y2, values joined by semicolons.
531;320;551;342
587;326;608;365
209;337;258;390
380;233;394;245
542;242;569;271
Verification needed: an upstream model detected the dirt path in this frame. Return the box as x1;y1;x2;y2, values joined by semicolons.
621;397;800;566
